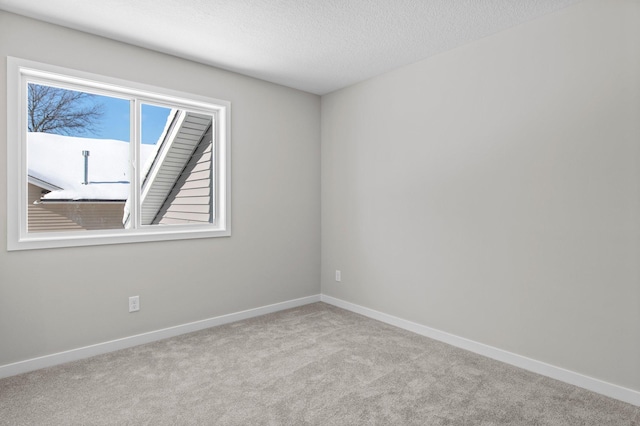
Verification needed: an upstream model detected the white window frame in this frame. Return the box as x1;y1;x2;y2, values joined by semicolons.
7;57;231;251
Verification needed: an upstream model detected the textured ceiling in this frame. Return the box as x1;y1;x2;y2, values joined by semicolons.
0;0;582;95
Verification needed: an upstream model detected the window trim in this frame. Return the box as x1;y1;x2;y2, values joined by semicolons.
7;57;231;251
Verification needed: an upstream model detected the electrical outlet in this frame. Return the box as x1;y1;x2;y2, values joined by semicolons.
335;270;341;282
129;295;140;313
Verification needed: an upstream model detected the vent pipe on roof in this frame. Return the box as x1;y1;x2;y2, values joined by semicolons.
82;150;90;185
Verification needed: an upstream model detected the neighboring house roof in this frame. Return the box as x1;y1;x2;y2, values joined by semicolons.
123;110;212;227
141;111;212;224
27;132;156;201
27;174;62;192
28;110;212;227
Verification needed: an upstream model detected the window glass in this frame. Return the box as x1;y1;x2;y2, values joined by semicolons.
138;104;215;227
7;57;230;250
26;83;131;233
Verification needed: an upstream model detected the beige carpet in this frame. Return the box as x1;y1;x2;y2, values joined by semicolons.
0;302;638;425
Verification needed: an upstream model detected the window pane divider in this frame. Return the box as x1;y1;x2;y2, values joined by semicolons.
7;56;231;251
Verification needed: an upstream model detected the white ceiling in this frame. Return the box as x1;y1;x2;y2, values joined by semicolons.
0;0;582;95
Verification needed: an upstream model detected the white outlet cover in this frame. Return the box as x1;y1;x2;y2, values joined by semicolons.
129;296;140;312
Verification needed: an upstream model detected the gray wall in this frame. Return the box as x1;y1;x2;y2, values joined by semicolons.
0;11;320;366
321;0;640;392
2;0;639;396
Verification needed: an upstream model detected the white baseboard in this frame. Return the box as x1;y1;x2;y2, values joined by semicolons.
320;294;640;407
0;294;321;380
3;293;638;407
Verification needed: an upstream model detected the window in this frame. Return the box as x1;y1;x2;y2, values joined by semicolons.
7;57;230;250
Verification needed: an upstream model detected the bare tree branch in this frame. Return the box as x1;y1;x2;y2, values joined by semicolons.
28;84;104;135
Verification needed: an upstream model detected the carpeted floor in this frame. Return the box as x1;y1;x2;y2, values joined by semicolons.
0;302;638;425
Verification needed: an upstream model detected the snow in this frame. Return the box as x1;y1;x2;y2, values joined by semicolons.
27;132;157;201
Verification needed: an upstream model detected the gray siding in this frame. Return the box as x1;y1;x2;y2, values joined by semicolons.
154;128;213;224
141;112;212;225
27;183;125;232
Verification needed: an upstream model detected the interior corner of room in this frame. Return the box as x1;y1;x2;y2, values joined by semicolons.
0;0;639;416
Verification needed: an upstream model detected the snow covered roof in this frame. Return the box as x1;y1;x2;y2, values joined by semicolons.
27;132;157;201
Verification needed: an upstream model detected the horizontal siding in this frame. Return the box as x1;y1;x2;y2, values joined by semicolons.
155;127;213;225
164;203;210;214
168;196;211;205
154;217;200;225
158;211;211;222
28;184;125;232
163;187;210;198
141;112;212;225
